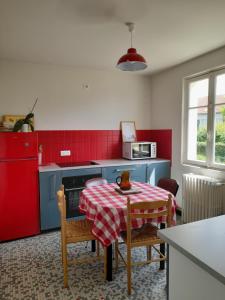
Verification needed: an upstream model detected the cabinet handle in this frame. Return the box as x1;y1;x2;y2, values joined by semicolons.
115;168;136;172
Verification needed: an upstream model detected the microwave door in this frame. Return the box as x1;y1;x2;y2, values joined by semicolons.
132;144;150;159
132;144;142;158
142;144;150;158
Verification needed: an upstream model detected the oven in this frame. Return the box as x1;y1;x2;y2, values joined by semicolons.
62;172;102;219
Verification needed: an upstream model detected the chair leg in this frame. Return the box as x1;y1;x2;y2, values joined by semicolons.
62;242;68;288
115;240;119;270
104;247;107;280
61;239;63;264
127;247;132;295
147;245;152;261
160;242;165;269
96;240;100;257
91;240;96;252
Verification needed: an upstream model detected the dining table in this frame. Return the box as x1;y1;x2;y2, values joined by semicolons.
79;181;176;281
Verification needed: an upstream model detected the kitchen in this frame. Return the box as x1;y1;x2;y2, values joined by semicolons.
1;1;225;299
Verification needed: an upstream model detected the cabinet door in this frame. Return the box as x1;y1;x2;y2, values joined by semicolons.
102;164;146;183
39;171;62;230
146;162;170;186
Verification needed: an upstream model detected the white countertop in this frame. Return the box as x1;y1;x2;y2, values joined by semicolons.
39;158;170;172
158;215;225;285
92;158;169;166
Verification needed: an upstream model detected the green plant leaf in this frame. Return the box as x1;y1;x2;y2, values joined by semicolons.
13;119;24;132
24;113;34;122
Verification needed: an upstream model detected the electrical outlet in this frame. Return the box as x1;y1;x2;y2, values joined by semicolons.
60;150;71;157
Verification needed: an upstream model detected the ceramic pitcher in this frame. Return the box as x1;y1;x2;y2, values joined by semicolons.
116;171;131;190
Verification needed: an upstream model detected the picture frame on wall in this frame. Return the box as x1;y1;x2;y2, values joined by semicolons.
121;121;137;142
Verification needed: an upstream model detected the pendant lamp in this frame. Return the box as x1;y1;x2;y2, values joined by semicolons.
116;22;147;71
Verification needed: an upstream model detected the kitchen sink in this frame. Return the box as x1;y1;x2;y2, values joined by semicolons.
56;161;98;168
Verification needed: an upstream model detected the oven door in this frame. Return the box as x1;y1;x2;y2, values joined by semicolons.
132;143;151;159
64;186;85;219
62;173;102;219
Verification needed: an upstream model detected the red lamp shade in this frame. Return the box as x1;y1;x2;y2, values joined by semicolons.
117;47;147;71
116;22;147;71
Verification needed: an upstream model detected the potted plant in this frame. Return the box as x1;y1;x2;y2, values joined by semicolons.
13;98;38;132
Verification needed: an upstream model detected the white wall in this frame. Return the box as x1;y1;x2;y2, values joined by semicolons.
2;49;225;208
0;60;151;130
150;46;225;207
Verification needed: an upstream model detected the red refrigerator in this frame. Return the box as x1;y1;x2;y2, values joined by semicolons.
0;132;40;241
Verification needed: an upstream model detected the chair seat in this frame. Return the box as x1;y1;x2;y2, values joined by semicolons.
121;223;163;245
66;219;96;243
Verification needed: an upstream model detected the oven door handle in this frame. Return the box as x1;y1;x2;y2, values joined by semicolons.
65;187;84;192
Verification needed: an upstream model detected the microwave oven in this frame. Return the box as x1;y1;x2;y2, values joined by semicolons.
122;142;157;160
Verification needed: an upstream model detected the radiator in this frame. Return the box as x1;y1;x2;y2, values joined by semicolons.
182;173;225;223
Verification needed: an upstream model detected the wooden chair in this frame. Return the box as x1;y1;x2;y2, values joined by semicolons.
157;178;179;197
85;178;108;188
115;195;172;295
57;185;105;287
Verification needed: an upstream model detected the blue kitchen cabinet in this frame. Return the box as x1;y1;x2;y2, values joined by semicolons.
102;164;146;184
39;162;169;231
146;161;170;186
39;170;62;230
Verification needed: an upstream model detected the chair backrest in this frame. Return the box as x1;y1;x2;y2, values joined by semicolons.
85;178;108;188
126;194;172;243
157;178;179;197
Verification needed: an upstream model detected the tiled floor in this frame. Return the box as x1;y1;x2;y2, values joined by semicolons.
1;231;167;300
1;213;183;300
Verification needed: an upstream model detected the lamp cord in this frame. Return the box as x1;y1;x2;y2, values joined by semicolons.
126;22;134;48
130;30;133;48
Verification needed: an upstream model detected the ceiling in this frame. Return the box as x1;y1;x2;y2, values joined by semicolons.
0;0;225;74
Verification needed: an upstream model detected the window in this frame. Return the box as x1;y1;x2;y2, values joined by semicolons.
182;68;225;169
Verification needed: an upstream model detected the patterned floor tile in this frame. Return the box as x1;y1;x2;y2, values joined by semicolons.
0;231;167;300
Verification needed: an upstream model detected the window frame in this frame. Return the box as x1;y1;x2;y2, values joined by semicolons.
182;67;225;170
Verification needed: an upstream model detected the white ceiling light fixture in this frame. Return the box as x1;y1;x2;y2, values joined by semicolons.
116;22;147;71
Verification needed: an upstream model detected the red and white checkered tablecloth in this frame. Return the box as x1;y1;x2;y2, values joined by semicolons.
79;181;176;247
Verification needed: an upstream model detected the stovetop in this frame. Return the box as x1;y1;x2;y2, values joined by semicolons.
56;161;97;168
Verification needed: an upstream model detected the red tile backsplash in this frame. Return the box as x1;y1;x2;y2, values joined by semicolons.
37;129;172;165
